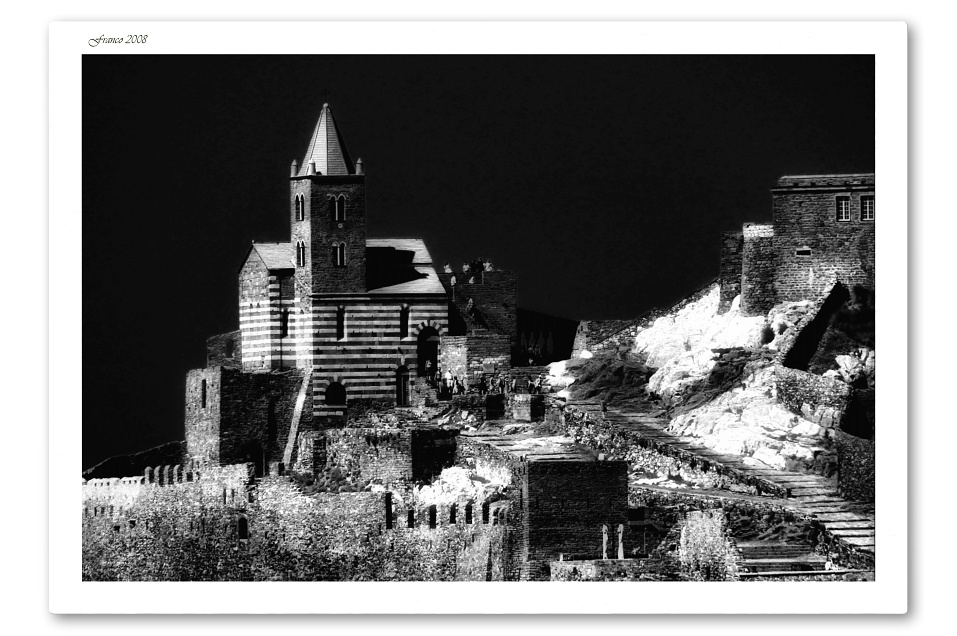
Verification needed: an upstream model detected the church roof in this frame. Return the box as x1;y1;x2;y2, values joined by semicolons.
366;238;446;295
245;242;294;271
298;103;354;176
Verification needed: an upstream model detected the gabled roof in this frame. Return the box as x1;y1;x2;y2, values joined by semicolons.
298;103;354;176
240;242;294;272
366;237;446;295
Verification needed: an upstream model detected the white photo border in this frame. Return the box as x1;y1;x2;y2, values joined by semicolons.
50;20;907;614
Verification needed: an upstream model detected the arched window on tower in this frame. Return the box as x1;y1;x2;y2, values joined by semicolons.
295;194;304;221
280;309;289;339
296;241;306;267
334;242;346;267
201;379;207;408
334;195;346;222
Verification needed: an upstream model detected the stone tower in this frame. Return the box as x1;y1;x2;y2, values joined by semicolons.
289;103;367;298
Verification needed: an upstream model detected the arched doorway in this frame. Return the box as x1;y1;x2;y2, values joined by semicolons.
325;381;346;405
417;326;439;383
396;365;410;406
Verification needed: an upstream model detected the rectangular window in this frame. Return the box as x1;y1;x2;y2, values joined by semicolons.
836;196;851;222
861;195;875;221
795;248;812;257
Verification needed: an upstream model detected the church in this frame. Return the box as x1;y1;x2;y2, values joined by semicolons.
185;103;516;473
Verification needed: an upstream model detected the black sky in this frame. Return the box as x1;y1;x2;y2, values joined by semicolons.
82;54;874;468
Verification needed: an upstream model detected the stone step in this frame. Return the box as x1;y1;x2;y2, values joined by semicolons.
820;521;876;530
827;528;876;538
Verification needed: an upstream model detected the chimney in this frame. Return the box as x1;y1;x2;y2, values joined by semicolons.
290;159;298;177
356;158;364;175
307;161;317;176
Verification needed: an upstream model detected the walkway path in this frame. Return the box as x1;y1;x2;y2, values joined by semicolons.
569;400;875;562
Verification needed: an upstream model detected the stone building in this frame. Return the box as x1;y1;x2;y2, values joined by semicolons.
721;173;875;316
185;103;518;471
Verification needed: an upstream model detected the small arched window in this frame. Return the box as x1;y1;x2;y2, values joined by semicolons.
238;516;248;541
336;306;345;340
296;241;306;267
225;338;234;358
334;195;345;222
280;309;289;338
201;379;207;408
399;306;410;338
295;194;304;221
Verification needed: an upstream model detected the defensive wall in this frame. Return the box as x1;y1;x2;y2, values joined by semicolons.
185;366;307;473
82;462;254;518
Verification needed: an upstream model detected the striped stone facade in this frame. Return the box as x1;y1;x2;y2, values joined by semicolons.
307;296;448;418
238;248;296;370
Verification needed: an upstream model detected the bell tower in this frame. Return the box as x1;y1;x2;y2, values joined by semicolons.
289;103;367;296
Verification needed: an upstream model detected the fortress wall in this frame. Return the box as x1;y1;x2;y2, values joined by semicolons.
719;231;744;314
186;367;304;469
82;462;254;517
740;223;776;316
185;367;223;465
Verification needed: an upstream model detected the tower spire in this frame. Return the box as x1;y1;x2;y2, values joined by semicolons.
298;102;354;177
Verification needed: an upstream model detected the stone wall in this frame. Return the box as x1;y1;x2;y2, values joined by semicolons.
301;175;368;295
740;223;776;316
509;393;545;421
316;427;458;487
517;459;631;580
206;330;242;368
835;428;875;502
82;462;254;517
719;230;744;314
438;270;517;340
774;365;851;428
771;174;875;304
185;366;306;472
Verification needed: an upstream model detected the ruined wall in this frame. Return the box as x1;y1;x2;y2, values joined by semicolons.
771;175;875;304
775;365;851;428
719;231;744;314
317;428;457;487
206;330;242;368
518;459;631;580
835;429;875;503
509;393;545;422
740;223;776;316
438;271;517;340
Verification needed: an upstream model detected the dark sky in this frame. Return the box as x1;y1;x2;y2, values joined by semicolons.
82;54;874;468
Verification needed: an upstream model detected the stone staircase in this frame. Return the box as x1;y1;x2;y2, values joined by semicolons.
736;541;827;573
568;402;875;566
